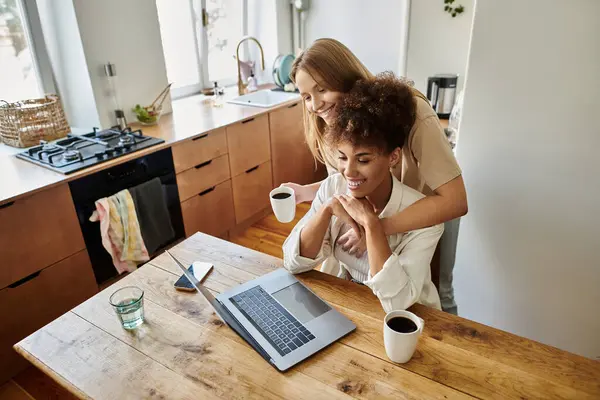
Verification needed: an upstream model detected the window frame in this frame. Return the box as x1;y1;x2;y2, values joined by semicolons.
169;0;247;100
9;0;57;97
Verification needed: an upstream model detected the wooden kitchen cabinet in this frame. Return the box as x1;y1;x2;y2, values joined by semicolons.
232;161;273;224
270;102;326;187
227;114;271;177
0;184;86;290
180;180;236;237
176;154;231;202
171;128;228;173
0;249;97;383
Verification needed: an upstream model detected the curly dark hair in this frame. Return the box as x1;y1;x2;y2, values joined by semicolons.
326;72;416;153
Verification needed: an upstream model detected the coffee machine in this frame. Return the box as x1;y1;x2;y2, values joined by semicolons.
426;74;458;119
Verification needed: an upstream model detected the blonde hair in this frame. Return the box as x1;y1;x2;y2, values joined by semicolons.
290;38;373;166
291;39;427;168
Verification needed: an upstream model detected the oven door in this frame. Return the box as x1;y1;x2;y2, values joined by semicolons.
69;148;184;284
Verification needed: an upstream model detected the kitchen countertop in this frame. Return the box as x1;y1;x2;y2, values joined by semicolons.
0;89;301;206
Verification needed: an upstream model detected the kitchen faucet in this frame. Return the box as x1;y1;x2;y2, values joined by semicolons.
236;36;265;95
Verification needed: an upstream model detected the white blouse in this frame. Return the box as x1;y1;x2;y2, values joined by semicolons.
282;173;443;312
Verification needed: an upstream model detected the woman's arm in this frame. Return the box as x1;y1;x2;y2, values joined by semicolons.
381;175;468;235
281;181;324;204
337;194;444;312
283;182;360;274
299;205;333;259
364;218;393;277
337;175;467;256
365;223;444;312
337;195;392;271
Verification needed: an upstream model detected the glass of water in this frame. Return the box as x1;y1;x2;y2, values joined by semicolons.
109;286;145;330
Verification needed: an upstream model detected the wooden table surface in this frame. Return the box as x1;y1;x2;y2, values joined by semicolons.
14;233;600;399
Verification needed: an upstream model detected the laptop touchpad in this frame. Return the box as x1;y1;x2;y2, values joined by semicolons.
272;283;331;324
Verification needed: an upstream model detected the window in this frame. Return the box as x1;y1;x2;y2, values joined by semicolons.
157;0;246;99
0;0;52;101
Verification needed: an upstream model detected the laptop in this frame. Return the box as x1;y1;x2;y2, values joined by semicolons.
166;250;356;372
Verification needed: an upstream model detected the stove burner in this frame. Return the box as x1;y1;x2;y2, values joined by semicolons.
118;135;134;146
16;126;163;174
63;149;81;161
42;144;59;152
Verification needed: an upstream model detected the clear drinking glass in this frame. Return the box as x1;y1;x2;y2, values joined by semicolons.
109;286;145;330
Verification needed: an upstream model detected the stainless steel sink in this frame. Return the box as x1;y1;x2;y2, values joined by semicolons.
227;89;300;108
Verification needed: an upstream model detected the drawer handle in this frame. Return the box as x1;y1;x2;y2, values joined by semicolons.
9;271;41;288
241;118;255;124
194;160;212;169
0;201;15;209
199;186;216;196
288;103;298;108
192;133;209;141
245;165;259;173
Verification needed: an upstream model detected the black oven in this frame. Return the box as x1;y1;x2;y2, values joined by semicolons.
69;148;184;284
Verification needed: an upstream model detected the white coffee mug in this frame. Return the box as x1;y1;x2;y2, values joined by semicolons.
383;310;424;363
269;186;296;223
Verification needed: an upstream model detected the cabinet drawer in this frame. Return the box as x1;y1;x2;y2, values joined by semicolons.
181;180;235;237
0;184;85;290
172;128;228;173
0;250;97;382
177;154;231;202
227;114;271;177
232;160;273;224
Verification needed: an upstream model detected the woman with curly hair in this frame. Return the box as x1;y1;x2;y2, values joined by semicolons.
282;38;467;314
283;73;442;312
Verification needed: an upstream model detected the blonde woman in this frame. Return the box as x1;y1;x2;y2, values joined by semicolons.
283;38;467;315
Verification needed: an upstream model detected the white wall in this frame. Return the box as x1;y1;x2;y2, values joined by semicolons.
455;0;600;359
36;0;100;128
303;0;409;75
406;0;474;93
72;0;171;128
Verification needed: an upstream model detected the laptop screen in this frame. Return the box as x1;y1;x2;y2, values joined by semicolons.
272;283;331;324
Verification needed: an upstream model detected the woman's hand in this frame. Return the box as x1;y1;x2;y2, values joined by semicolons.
336;195;379;228
337;228;366;258
325;197;362;238
280;183;315;204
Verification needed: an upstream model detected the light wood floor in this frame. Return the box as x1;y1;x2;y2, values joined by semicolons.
0;205;309;400
229;203;310;258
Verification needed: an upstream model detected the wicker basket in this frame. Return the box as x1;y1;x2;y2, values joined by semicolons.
0;95;70;148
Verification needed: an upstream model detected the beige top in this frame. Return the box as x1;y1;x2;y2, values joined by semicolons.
393;93;462;195
326;92;462;196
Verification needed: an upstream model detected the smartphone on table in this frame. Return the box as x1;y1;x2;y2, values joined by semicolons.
173;261;213;291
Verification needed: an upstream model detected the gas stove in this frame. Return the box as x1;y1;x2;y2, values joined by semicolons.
16;126;164;174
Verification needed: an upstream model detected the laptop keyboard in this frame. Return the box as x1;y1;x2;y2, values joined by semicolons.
230;286;316;356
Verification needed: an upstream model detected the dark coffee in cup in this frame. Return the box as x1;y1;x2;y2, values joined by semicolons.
272;192;291;200
386;316;418;333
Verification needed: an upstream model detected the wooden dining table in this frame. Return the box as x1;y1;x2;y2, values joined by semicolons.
14;233;600;399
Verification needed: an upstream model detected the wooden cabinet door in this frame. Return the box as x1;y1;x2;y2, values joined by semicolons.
270;102;326;187
0;184;85;290
171;128;228;173
176;154;231;202
180;180;236;237
0;250;97;382
227;114;270;177
231;161;273;224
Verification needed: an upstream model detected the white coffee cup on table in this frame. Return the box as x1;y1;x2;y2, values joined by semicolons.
383;310;424;363
269;186;296;223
